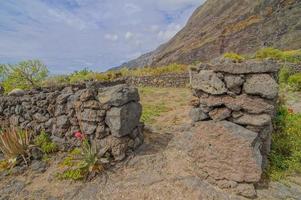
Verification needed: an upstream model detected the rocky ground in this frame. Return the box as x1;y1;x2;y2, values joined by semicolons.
0;87;301;200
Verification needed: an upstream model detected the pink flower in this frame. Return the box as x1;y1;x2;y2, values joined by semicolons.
74;131;85;140
288;108;294;114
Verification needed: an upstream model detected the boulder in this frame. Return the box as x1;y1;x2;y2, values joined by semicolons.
105;102;142;137
191;70;227;95
208;107;231;121
243;74;278;99
233;113;271;127
190;121;262;183
8;89;25;97
98;84;139;107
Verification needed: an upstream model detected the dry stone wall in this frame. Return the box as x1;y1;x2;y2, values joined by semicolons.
189;59;280;198
0;81;143;161
125;73;189;88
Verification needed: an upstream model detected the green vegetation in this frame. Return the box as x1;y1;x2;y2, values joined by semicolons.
256;48;301;63
57;135;103;181
279;66;292;85
223;52;245;62
288;73;301;92
1;60;48;93
0;128;31;166
268;105;301;181
34;131;58;154
41;63;187;87
141;104;169;124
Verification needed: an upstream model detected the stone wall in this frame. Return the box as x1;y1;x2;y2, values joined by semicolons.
125;73;189;88
189;59;280;198
0;81;143;161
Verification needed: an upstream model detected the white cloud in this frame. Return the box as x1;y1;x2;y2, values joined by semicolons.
125;32;134;40
158;23;181;41
0;0;204;73
104;33;119;41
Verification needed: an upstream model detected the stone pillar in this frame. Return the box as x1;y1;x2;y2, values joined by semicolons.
189;58;280;198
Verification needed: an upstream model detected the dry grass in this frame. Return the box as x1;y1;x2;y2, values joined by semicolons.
139;87;192;130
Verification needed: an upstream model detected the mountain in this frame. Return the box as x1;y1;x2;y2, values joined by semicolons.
117;0;301;69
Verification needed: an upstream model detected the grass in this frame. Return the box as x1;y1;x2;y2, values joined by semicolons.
42;63;188;87
223;52;245;63
268;105;301;181
256;48;301;63
34;131;58;154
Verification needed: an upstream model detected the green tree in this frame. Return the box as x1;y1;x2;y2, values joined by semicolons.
2;60;48;92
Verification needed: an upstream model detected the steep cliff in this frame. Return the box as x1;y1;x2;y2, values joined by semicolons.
118;0;301;69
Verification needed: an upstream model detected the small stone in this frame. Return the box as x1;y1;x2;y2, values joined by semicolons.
235;183;257;198
224;75;244;94
208;107;231;121
233;113;272;127
189;107;209;122
191;70;227;95
30;147;44;160
30;161;47;173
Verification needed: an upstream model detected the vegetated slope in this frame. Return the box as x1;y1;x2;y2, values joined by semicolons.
118;0;301;69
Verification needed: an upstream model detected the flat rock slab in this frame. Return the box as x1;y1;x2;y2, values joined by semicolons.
197;60;280;74
190;121;262;183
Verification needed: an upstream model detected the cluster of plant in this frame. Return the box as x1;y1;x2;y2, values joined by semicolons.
255;48;301;63
0;60;49;93
268;105;301;181
278;66;301;91
34;131;58;154
223;52;245;63
57;132;104;181
0;127;31;167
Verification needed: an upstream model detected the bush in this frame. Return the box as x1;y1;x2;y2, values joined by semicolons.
1;60;48;93
223;52;245;63
256;48;283;60
256;48;301;63
34;131;58;154
268;105;301;180
0;128;31;165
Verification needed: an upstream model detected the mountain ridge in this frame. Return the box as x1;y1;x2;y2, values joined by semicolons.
115;0;301;70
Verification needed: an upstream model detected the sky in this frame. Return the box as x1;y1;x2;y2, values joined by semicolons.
0;0;205;74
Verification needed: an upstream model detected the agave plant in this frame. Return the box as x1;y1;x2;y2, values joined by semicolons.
0;127;31;165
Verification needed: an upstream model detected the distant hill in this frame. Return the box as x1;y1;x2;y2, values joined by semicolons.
116;0;301;69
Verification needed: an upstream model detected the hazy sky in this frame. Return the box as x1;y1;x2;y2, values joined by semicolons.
0;0;204;74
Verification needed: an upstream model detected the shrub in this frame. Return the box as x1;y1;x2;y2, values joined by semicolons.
256;48;283;60
1;60;48;93
287;73;301;91
0;128;31;165
256;48;301;63
34;131;58;154
268;105;301;181
223;52;245;63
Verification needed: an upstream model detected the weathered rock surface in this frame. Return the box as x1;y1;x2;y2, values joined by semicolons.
243;74;278;99
189;107;209;122
8;89;25;96
191;70;227;95
233;113;272;127
209;107;231;121
105;102;142;137
98;84;139;107
225;75;245;94
199;94;274;114
190;121;262;183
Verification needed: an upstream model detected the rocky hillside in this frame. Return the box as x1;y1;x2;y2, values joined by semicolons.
118;0;301;69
